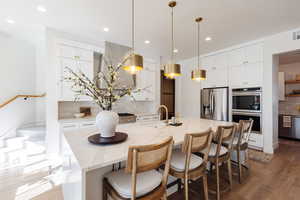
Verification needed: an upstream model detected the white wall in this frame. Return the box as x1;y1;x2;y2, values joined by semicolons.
0;34;37;144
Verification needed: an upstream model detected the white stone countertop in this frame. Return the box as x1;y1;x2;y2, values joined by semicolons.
63;118;234;172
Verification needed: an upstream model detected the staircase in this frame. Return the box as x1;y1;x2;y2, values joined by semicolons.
0;123;64;200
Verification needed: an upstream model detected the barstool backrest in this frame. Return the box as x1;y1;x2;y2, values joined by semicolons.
215;125;236;156
181;128;213;173
238;119;254;145
126;136;173;197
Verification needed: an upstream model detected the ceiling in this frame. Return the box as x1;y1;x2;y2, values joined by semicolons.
1;0;300;61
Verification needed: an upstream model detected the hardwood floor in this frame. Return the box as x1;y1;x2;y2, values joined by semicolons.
2;139;299;200
169;139;300;200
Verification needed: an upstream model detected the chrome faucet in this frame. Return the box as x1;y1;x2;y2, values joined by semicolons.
157;105;169;123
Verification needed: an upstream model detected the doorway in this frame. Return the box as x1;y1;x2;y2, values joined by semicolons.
160;70;175;120
277;50;300;142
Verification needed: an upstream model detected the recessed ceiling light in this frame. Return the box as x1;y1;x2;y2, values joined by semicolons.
6;19;15;24
144;40;150;44
103;27;109;32
205;37;212;41
173;49;178;53
37;5;47;13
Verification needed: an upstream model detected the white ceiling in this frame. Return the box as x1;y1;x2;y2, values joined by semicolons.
1;0;300;61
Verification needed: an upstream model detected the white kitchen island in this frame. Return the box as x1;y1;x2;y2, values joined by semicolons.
63;118;234;200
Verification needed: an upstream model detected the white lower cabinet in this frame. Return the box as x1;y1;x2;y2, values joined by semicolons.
248;133;263;150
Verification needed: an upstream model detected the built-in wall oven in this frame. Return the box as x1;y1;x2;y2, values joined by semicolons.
232;87;262;134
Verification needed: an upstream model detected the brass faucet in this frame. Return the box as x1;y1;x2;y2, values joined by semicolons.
157;105;169;123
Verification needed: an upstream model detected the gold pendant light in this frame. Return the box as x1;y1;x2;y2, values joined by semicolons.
164;1;181;79
123;0;143;74
191;17;206;81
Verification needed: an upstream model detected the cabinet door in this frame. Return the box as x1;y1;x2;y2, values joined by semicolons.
228;48;245;67
213;53;228;69
245;44;263;64
228;66;245;88
60;59;78;101
59;45;76;59
214;68;228;87
201;56;214;70
245;62;263;86
60;59;93;101
201;69;214;88
76;48;93;61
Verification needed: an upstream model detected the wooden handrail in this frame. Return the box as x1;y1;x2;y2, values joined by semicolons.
0;93;46;109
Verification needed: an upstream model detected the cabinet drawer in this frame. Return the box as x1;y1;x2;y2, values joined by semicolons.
61;123;80;130
79;121;96;128
248;133;263;149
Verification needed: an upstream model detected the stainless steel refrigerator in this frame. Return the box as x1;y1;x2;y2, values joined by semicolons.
201;87;229;121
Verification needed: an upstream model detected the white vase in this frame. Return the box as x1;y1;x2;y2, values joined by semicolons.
96;111;119;138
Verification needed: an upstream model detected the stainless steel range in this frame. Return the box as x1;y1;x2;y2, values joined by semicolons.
232;87;262;134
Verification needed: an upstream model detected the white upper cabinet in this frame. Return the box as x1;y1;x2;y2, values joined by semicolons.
201;52;228;88
228;43;263;88
58;42;95;101
229;62;262;88
133;62;156;101
228;48;245;67
228;43;263;66
59;44;93;61
212;52;228;69
228;66;244;88
201;56;214;70
244;43;263;64
59;58;93;101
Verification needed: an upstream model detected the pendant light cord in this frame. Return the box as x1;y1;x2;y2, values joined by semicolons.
197;20;200;69
132;0;135;53
171;6;174;63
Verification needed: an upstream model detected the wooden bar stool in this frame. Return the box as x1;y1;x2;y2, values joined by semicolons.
206;125;236;200
225;120;253;183
169;129;213;200
103;137;173;200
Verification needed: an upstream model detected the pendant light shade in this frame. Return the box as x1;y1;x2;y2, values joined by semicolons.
123;53;143;74
191;17;206;81
164;1;181;79
191;68;206;81
122;0;143;74
164;63;181;79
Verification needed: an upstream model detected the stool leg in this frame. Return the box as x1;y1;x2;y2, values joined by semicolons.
237;149;242;184
102;182;108;200
184;176;189;200
203;175;209;200
227;159;233;189
162;193;167;200
216;162;220;200
177;178;182;191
